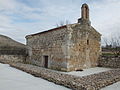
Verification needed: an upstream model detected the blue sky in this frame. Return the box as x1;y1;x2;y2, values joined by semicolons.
0;0;120;44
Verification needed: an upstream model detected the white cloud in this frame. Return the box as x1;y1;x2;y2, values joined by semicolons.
0;0;16;10
87;0;120;45
0;0;43;43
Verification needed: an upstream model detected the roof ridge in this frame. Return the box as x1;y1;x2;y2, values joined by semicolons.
26;25;67;38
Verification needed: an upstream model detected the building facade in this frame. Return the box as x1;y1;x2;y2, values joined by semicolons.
26;4;101;71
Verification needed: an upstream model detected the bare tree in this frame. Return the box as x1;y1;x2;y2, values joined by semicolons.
110;36;120;56
56;20;70;27
103;35;120;56
103;38;109;47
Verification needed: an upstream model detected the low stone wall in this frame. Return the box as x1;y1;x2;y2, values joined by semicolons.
98;55;120;68
0;55;26;63
7;63;120;90
0;46;27;55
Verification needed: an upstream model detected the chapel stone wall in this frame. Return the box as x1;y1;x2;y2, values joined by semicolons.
26;27;69;71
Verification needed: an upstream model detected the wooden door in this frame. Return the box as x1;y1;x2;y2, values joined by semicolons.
44;56;48;68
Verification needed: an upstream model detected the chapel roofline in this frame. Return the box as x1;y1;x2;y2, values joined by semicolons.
25;25;67;38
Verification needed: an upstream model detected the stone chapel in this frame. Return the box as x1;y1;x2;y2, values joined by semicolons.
26;3;101;71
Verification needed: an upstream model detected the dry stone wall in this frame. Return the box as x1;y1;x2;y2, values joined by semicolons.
0;46;27;63
0;55;26;63
98;55;120;68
